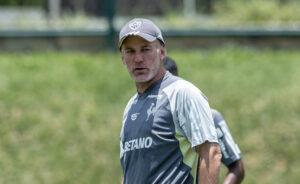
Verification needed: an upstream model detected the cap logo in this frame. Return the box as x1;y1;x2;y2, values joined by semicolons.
129;21;141;30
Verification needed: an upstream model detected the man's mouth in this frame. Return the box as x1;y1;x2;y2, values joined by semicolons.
134;68;147;73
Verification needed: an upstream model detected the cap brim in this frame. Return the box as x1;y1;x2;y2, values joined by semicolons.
119;33;156;49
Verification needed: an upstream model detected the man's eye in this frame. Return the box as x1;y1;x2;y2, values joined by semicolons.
126;50;134;54
142;48;151;52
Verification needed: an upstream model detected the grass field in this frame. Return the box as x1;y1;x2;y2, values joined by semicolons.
0;47;299;184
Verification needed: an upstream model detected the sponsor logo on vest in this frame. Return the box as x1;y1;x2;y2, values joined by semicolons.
131;113;140;121
146;103;156;121
123;137;153;153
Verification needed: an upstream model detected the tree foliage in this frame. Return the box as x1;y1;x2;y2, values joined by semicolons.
0;0;43;6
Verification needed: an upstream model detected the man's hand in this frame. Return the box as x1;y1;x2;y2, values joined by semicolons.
222;159;245;184
196;141;222;184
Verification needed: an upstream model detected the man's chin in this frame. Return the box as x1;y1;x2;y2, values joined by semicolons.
132;75;151;83
133;78;150;83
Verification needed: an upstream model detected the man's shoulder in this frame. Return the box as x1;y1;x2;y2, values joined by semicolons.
123;93;138;112
211;109;222;118
163;76;201;95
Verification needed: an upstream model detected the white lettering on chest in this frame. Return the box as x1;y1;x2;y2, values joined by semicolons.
123;137;153;153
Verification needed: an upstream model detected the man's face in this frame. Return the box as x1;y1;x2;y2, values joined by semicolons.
121;36;165;83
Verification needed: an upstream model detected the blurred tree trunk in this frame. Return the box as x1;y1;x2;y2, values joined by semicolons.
48;0;60;19
184;0;197;17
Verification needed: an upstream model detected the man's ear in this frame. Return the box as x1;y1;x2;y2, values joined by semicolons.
160;45;166;61
121;54;126;65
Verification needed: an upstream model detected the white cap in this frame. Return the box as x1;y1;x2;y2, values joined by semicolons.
119;18;165;49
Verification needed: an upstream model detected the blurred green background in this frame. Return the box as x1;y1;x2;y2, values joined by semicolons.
1;47;300;183
1;0;300;183
1;0;300;29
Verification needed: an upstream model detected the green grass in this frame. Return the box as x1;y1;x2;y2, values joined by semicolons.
0;48;299;183
162;0;300;28
214;0;300;24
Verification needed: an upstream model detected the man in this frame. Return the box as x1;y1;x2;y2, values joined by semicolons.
119;18;222;184
163;56;245;184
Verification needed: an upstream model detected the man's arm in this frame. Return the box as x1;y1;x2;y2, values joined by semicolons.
222;159;245;184
196;141;222;184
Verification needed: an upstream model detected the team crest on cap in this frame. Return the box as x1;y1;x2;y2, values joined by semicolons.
129;21;141;30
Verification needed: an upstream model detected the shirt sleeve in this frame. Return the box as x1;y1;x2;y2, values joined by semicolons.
168;80;218;148
212;109;242;165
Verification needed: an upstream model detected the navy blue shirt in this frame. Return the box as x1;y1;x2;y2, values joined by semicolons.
120;72;218;184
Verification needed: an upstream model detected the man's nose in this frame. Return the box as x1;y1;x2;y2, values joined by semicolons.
133;52;143;63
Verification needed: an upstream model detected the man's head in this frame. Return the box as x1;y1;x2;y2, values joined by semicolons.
119;18;166;88
163;56;178;76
